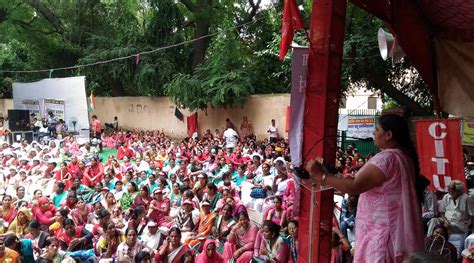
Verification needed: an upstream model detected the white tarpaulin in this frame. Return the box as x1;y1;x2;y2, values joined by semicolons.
435;39;474;118
13;76;90;141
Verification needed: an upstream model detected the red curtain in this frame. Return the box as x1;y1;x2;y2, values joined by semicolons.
187;113;198;137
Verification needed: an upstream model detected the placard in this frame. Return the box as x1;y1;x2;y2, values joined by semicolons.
463;118;474;146
20;99;41;119
346;116;375;140
44;99;65;120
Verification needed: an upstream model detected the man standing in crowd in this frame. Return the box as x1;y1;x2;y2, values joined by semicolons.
47;111;58;137
91;115;103;153
223;123;238;155
267;119;279;143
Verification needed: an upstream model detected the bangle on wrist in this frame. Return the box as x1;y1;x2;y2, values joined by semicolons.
321;174;327;183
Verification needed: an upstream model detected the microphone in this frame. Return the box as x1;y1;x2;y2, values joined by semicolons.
291;159;338;180
290;134;372;179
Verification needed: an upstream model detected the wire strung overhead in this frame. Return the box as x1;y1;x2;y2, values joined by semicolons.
0;14;379;75
0;15;267;75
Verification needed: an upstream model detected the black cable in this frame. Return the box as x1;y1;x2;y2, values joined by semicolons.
291;134;373;179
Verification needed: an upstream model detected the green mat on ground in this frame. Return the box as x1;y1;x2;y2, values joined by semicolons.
98;148;117;164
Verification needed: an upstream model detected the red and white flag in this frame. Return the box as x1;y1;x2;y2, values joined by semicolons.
416;119;465;191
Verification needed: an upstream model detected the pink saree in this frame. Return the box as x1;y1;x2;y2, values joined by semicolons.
222;224;258;263
354;149;424;262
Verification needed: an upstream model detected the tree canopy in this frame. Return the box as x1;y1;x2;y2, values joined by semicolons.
0;0;433;115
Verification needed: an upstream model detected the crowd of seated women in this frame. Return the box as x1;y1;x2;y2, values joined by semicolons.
0;125;303;262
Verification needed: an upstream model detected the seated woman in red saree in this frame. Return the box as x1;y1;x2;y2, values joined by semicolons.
195;239;225;263
185;200;216;251
222;211;259;263
82;157;104;188
33;197;56;230
71;198;93;227
132;185;152;210
55;162;73;190
57;219;93;252
67;156;80;180
117;143;134;160
154;227;190;263
1;195;17;225
148;189;170;227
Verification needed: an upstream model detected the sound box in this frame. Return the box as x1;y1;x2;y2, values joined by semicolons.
8;109;31;131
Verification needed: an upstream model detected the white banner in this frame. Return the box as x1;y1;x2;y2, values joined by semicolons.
347;116;375;140
20;99;42;119
13;76;90;142
44;99;65;120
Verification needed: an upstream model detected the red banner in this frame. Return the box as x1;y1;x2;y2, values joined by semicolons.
416;119;464;192
187;113;198;137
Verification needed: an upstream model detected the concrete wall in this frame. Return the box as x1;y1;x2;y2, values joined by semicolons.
0;99;13;118
93;95;290;139
0;95;290;139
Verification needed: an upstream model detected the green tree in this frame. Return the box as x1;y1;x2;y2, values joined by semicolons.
165;18;253;111
342;4;433;116
260;3;434;116
0;1;434;116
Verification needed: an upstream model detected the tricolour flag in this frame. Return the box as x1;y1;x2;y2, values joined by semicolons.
89;91;95;112
279;0;305;61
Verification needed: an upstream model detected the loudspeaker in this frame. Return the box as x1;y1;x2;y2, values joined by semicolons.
377;28;405;63
8;109;31;131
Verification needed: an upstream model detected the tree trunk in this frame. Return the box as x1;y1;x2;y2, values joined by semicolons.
191;19;210;68
27;0;65;34
107;78;125;97
379;80;433;116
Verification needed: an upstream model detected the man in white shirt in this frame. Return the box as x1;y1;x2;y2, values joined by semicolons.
428;180;474;235
223;123;239;155
267;119;279;143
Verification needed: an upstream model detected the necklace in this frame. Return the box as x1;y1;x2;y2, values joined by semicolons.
239;225;249;235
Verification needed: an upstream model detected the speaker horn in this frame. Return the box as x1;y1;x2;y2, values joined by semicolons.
377;28;405;63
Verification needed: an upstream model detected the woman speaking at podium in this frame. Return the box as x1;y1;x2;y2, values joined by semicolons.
305;114;425;262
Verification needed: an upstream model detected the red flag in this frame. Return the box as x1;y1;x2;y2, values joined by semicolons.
416;119;465;192
187;113;198;137
285;105;290;132
135;54;140;65
279;0;305;61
